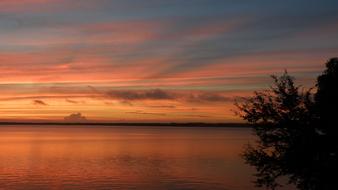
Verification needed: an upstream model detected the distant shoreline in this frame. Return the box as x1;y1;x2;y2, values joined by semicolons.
0;122;251;128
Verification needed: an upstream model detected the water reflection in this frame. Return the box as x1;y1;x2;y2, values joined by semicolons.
0;125;257;190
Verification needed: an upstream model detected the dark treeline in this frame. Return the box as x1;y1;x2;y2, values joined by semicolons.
235;58;338;190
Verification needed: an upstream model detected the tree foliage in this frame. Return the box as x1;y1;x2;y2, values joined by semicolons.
235;58;338;190
315;58;338;134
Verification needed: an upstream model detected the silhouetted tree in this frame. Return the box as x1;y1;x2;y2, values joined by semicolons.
315;58;338;134
312;58;338;189
236;58;338;190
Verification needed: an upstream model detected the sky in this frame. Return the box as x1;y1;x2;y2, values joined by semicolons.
0;0;337;122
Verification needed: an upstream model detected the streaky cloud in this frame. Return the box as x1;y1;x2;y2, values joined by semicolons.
33;99;48;106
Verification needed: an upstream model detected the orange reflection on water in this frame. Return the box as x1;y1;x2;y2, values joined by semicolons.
0;125;258;190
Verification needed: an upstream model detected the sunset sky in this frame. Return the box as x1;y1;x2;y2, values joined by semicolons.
0;0;337;122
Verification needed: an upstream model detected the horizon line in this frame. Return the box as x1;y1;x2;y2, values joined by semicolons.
0;121;250;127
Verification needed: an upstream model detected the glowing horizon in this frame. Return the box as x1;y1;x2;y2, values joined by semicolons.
0;0;337;122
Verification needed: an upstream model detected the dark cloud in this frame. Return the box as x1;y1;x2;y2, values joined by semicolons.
183;114;211;118
0;95;92;101
66;99;85;104
119;100;134;106
64;113;88;122
104;89;231;103
33;100;48;106
146;105;176;109
66;99;78;104
106;89;174;101
72;86;233;104
125;111;167;116
186;92;232;103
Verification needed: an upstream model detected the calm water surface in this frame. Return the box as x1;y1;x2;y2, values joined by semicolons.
0;125;259;190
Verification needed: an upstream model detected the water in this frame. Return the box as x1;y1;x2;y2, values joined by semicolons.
0;125;259;190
